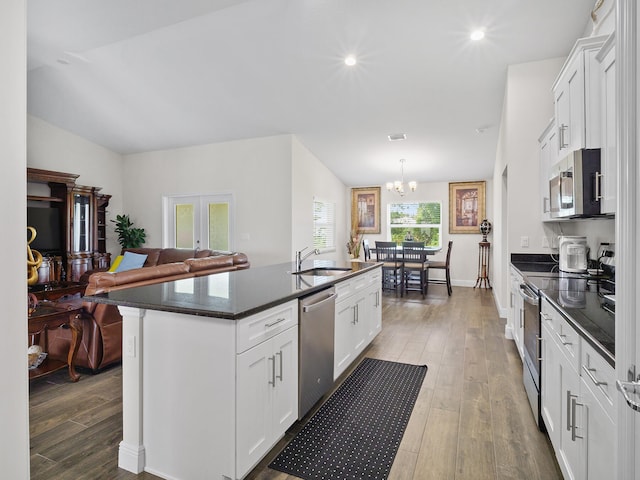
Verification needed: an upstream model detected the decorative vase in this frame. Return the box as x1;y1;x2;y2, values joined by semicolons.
480;219;492;242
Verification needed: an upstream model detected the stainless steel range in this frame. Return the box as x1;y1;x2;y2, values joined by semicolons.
512;257;615;431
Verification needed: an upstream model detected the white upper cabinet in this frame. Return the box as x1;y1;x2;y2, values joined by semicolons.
539;119;558;222
552;35;608;158
597;34;616;214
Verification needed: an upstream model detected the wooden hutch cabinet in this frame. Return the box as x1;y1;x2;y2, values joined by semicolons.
27;168;111;282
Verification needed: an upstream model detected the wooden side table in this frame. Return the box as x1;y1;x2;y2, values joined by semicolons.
474;241;492;289
28;303;83;382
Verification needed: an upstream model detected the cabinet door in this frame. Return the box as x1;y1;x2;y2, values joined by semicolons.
352;294;368;356
541;323;561;449
366;283;382;340
581;378;616;480
334;299;356;380
540;123;558;222
599;47;616;214
558;353;585;480
236;339;273;476
510;279;524;359
271;326;298;439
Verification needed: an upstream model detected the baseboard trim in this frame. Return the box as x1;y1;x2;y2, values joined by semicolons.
118;441;146;474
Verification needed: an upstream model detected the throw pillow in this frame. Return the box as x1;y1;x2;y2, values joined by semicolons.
108;255;124;272
114;251;148;273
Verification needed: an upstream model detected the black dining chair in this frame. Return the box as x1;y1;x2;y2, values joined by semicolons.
375;241;402;296
401;241;429;297
362;238;371;261
428;241;453;295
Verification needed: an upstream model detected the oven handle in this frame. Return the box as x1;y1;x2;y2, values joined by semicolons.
519;284;539;306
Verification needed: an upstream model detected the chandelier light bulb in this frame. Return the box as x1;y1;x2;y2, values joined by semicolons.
386;159;417;197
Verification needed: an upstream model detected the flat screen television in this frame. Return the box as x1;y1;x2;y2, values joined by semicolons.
27;206;63;254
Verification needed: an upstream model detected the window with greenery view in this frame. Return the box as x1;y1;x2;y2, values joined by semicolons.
313;199;335;250
389;202;441;247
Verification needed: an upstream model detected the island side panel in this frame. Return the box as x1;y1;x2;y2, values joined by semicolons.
141;309;236;480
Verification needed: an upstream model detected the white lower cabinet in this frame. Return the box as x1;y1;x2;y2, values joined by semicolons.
334;267;382;380
236;303;299;478
509;267;524;359
540;298;616;480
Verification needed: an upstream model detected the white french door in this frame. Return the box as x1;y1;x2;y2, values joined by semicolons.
163;194;234;251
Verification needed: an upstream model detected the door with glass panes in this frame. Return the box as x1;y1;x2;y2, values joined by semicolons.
165;194;233;251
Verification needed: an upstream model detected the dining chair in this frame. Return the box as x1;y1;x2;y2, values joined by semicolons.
428;241;453;295
375;241;402;296
401;242;429;297
362;238;371;261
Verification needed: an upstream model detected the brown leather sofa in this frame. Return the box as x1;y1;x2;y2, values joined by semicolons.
52;248;249;372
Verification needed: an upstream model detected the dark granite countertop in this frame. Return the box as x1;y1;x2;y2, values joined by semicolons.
84;260;381;320
511;256;615;366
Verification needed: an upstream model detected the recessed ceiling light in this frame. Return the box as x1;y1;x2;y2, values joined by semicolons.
470;30;485;41
388;133;407;141
344;55;357;66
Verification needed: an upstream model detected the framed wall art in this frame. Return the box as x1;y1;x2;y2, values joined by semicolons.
351;187;381;234
449;181;486;234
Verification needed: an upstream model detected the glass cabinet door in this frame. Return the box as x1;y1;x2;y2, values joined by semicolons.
73;193;92;252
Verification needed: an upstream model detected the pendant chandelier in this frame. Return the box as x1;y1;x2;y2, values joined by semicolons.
386;159;417;196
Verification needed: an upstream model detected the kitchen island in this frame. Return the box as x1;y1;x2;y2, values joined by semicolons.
85;260;382;480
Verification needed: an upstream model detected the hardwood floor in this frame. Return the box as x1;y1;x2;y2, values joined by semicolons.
29;285;561;480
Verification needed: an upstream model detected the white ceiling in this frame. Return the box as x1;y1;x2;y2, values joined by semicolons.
27;0;595;186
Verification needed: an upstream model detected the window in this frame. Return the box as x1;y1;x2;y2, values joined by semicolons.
388;202;441;247
313;198;335;251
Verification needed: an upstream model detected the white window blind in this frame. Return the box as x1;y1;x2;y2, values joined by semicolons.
313;198;335;250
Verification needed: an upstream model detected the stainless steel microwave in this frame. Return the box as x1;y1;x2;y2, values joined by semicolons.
549;149;601;218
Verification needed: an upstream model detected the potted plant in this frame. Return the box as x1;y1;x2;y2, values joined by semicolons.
111;214;147;249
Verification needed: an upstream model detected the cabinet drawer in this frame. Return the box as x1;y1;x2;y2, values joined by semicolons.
581;341;616;421
335;278;354;301
543;300;580;372
237;300;298;353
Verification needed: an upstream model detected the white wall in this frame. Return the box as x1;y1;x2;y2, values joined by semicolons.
27;115;125;259
123;135;295;267
1;0;30;477
349;180;493;286
291;137;348;263
493;57;566;318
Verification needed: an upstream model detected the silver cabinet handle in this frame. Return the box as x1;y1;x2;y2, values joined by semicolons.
541;312;552;322
616;380;640;412
556;332;572;346
520;308;524;329
352;305;357;325
582;365;607;387
571;396;583;441
269;355;276;387
595;171;603;200
302;292;337;313
276;351;283;382
536;335;542;362
559;124;569;149
566;390;573;431
265;317;287;328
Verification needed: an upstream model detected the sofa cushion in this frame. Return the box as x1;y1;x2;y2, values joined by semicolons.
184;255;234;273
115;251;148;272
108;255;124;272
88;262;191;294
157;248;198;264
124;248;162;266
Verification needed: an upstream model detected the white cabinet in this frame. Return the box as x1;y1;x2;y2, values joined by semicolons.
540;298;616;480
597;34;616;214
539;119;558;222
509;267;524;359
236;302;299;478
334;267;382;380
553;36;607;158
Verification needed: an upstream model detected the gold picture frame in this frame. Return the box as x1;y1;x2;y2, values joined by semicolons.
449;181;486;234
351;187;381;234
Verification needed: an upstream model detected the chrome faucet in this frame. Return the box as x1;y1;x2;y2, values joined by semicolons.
296;247;320;271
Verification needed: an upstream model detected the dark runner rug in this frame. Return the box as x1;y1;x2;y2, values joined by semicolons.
269;357;427;480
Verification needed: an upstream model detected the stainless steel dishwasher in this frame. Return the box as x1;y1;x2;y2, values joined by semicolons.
298;286;336;419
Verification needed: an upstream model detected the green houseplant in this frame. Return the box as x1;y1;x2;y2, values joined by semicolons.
111;214;147;249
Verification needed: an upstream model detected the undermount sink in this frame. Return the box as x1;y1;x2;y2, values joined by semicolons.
292;267;352;276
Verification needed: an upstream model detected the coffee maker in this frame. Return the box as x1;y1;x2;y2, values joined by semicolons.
559;236;588;273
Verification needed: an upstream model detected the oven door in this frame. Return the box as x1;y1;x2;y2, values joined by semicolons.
519;283;543;428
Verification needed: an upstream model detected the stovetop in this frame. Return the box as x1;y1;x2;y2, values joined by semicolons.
511;254;615;363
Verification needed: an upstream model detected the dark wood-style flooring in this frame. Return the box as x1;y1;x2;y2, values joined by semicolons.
29;285;561;479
